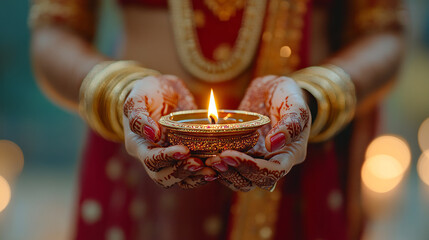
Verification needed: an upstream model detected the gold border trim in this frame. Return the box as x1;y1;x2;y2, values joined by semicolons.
158;109;270;133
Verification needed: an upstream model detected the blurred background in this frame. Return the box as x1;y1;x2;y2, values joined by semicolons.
0;0;429;239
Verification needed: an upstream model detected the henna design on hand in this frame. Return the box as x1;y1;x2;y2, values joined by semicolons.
124;75;197;143
177;175;207;189
299;107;310;129
234;158;285;190
206;156;254;192
144;148;187;172
213;75;311;190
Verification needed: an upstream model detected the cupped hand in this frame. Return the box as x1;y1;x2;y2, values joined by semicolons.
206;75;311;191
123;75;217;189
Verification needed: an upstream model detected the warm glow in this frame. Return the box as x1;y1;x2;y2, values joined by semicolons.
417;151;429;186
365;135;411;170
280;46;292;58
418;118;429;152
0;175;11;213
0;140;24;180
208;89;218;124
361;154;404;193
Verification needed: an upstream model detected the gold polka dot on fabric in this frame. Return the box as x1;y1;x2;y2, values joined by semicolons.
203;215;222;237
279;46;292;58
106;227;125;240
194;10;206;28
129;198;147;220
81;199;102;224
327;189;343;211
259;226;273;239
213;43;232;61
106;157;123;181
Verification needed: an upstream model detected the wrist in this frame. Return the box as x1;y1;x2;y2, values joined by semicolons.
291;64;356;142
79;61;161;141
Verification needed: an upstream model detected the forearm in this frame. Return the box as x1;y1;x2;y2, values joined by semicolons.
31;26;108;111
325;30;405;109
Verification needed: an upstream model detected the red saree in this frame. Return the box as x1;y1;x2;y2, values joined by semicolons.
72;0;385;239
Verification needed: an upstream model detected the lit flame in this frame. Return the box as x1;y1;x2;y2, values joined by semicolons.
208;89;218;124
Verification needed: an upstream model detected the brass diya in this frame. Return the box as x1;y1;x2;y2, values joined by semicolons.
159;109;270;158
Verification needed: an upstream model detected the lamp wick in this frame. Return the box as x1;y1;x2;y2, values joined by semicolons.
209;115;216;124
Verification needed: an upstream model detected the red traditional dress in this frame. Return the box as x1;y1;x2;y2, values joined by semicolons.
29;0;403;239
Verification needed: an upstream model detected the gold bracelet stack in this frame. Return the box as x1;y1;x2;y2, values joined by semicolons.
79;61;161;142
291;64;357;142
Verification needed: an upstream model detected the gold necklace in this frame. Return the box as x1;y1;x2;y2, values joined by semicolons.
169;0;267;83
203;0;246;21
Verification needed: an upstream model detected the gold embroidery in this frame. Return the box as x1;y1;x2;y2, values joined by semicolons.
230;185;282;240
230;0;309;239
203;0;246;21
169;0;267;83
255;0;308;77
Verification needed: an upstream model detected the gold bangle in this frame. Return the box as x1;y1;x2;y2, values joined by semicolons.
294;79;330;138
102;66;146;137
79;61;160;141
292;65;357;142
81;61;138;141
322;64;357;124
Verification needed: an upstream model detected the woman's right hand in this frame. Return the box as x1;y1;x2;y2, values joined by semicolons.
123;75;217;189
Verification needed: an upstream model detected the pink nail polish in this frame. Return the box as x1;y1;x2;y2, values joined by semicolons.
221;157;239;167
212;162;228;172
173;152;189;160
270;133;286;151
204;175;218;182
143;125;156;141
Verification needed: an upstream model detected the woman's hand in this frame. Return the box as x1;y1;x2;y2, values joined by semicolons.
123;75;217;189
206;75;311;191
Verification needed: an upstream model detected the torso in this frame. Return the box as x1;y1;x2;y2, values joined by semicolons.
118;1;330;108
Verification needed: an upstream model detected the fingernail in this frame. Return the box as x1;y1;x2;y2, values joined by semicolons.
188;165;203;172
212;162;228;172
270;133;286;151
173;152;189;160
143;125;156;141
221;157;238;167
204;175;218;182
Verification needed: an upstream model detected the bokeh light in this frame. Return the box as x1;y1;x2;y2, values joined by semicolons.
280;46;292;58
365;135;411;170
418;118;429;152
0;140;24;180
361;154;404;193
417;151;429;186
0;176;11;213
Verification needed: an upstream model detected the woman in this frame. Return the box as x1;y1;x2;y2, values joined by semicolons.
29;0;405;239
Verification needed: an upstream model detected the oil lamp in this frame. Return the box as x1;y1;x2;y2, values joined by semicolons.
159;89;270;158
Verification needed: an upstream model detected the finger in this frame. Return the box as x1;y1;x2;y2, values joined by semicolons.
123;115;193;171
265;125;310;165
124;94;161;142
216;177;240;192
178;175;207;189
162;75;198;111
139;145;191;172
219;150;285;190
206;156;253;192
265;112;302;152
152;157;204;188
265;80;311;152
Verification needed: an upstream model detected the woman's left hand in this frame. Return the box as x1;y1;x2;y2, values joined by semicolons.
206;75;311;191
